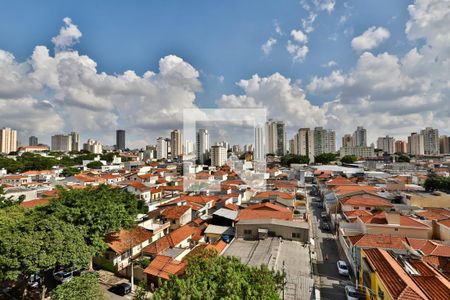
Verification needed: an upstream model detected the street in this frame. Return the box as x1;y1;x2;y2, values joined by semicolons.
307;191;351;300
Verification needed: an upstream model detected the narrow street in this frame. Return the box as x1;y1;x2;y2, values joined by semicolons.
307;191;348;300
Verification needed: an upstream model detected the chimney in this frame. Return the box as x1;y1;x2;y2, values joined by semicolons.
386;213;401;225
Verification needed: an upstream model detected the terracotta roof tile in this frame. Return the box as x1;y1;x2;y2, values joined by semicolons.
161;205;191;220
105;227;153;255
340;193;393;207
143;255;186;280
19;198;50;208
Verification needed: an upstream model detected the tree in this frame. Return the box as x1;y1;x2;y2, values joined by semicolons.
314;153;337;164
340;155;357;164
134;282;149;300
152;251;284;300
61;167;81;177
397;154;410;163
423;176;450;193
0;211;93;299
51;272;104;300
86;161;103;169
280;154;309;166
0;187;24;208
41;185;142;256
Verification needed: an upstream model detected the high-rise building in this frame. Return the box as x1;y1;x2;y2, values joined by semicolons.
211;145;227;167
420;127;439;155
394;140;408;154
342;134;353;148
51;134;72;152
83;139;103;154
298;128;315;163
313;127;336;155
376;135;395;154
439;135;450;154
352;126;367;147
0;127;17;154
70;132;80;152
196;129;209;164
29;136;38;146
156;137;168;159
254;125;264;161
185;140;194;155
265;119;286;156
339;146;375;158
232;144;241;154
170;129;183;159
116;130;126;151
408;133;424;156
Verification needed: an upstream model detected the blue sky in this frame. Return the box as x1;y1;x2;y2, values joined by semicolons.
0;0;448;147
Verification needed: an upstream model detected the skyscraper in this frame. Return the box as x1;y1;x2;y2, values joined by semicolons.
0;127;17;154
29;136;38;146
440;135;450;154
116;130;126;151
196;129;209;164
51;134;72;152
342;134;353;148
70;132;80;152
408;132;424;155
83;139;103;154
156;137;168;159
377;135;395;154
298;128;315;163
394;140;408;154
421;127;439;155
170;129;183;159
352;126;367;147
313;127;336;155
254;125;264;161
211;145;227;167
265;119;285;156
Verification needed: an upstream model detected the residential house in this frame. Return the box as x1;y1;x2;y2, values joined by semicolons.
161;205;192;230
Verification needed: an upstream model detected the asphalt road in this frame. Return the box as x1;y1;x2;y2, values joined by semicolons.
308;193;350;300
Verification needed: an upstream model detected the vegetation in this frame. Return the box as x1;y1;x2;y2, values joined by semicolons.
314;153;337;164
152;251;284;300
340;155;357;164
86;161;104;169
61;167;81;177
423;176;450;193
280;154;309;166
134;282;149;300
397;154;410;163
51;272;104;300
0;187;23;208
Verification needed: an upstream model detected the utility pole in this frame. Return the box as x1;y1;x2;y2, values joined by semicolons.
282;260;286;300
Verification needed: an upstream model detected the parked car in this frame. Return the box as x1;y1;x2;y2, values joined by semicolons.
344;285;365;300
109;283;132;296
321;223;331;232
53;270;73;283
337;260;349;276
320;211;328;220
28;273;42;288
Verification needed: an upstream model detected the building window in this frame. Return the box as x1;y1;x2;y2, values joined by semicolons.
353;206;359;209
244;229;252;235
292;232;301;239
394;228;398;231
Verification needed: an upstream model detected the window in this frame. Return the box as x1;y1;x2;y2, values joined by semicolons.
244;229;252;235
394;228;399;231
292;232;301;239
353;206;359;209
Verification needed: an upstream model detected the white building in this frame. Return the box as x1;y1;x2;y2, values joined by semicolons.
51;134;72;152
421;127;439;155
70;132;80;152
83;139;103;154
0;127;17;154
211;145;227;167
376;135;395;154
265;119;285;156
408;132;424;156
156;137;168;159
298;128;315;163
170;129;183;159
185;140;194;155
254;125;264;161
313;127;336;155
196;129;209;164
339;146;375;158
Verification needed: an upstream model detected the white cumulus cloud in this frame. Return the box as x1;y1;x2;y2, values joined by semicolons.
351;26;391;51
261;38;277;55
51;17;82;51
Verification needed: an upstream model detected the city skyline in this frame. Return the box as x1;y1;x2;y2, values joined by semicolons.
0;0;448;148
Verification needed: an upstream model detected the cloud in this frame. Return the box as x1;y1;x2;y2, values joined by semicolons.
313;0;336;13
51;17;82;51
290;29;308;43
274;20;283;36
286;41;309;63
351;26;391;51
261;38;277;55
321;60;338;68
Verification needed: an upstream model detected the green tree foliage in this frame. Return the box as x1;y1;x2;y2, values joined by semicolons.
0;187;23;208
397;154;410;162
280;154;309;166
314;153;337;164
41;185;141;255
134;282;149;300
51;272;104;300
340;155;358;164
152;251;284;300
424;176;450;193
86;161;103;169
61;167;81;177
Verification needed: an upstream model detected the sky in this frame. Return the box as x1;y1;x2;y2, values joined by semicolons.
0;0;449;148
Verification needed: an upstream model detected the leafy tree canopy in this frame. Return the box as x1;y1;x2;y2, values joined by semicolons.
340;155;358;164
152;251;284;300
86;161;103;169
424;176;450;193
61;167;81;177
280;154;309;166
397;154;410;163
51;272;104;300
314;153;337;164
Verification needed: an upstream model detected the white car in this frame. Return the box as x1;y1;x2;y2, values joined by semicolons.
337;260;349;276
345;285;364;300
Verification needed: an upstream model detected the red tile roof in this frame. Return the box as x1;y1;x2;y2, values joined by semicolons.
437;218;450;228
247;202;291;212
143;224;196;255
179;195;218;204
416;208;450;221
359;212;430;228
105;227;153;255
224;203;239;211
334;185;379;195
326;176;356;186
340;193;393;207
19;198;50;208
161;205;191;220
238;204;293;221
348;234;407;250
143;255;186;280
253;191;294;200
125;181;151;191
